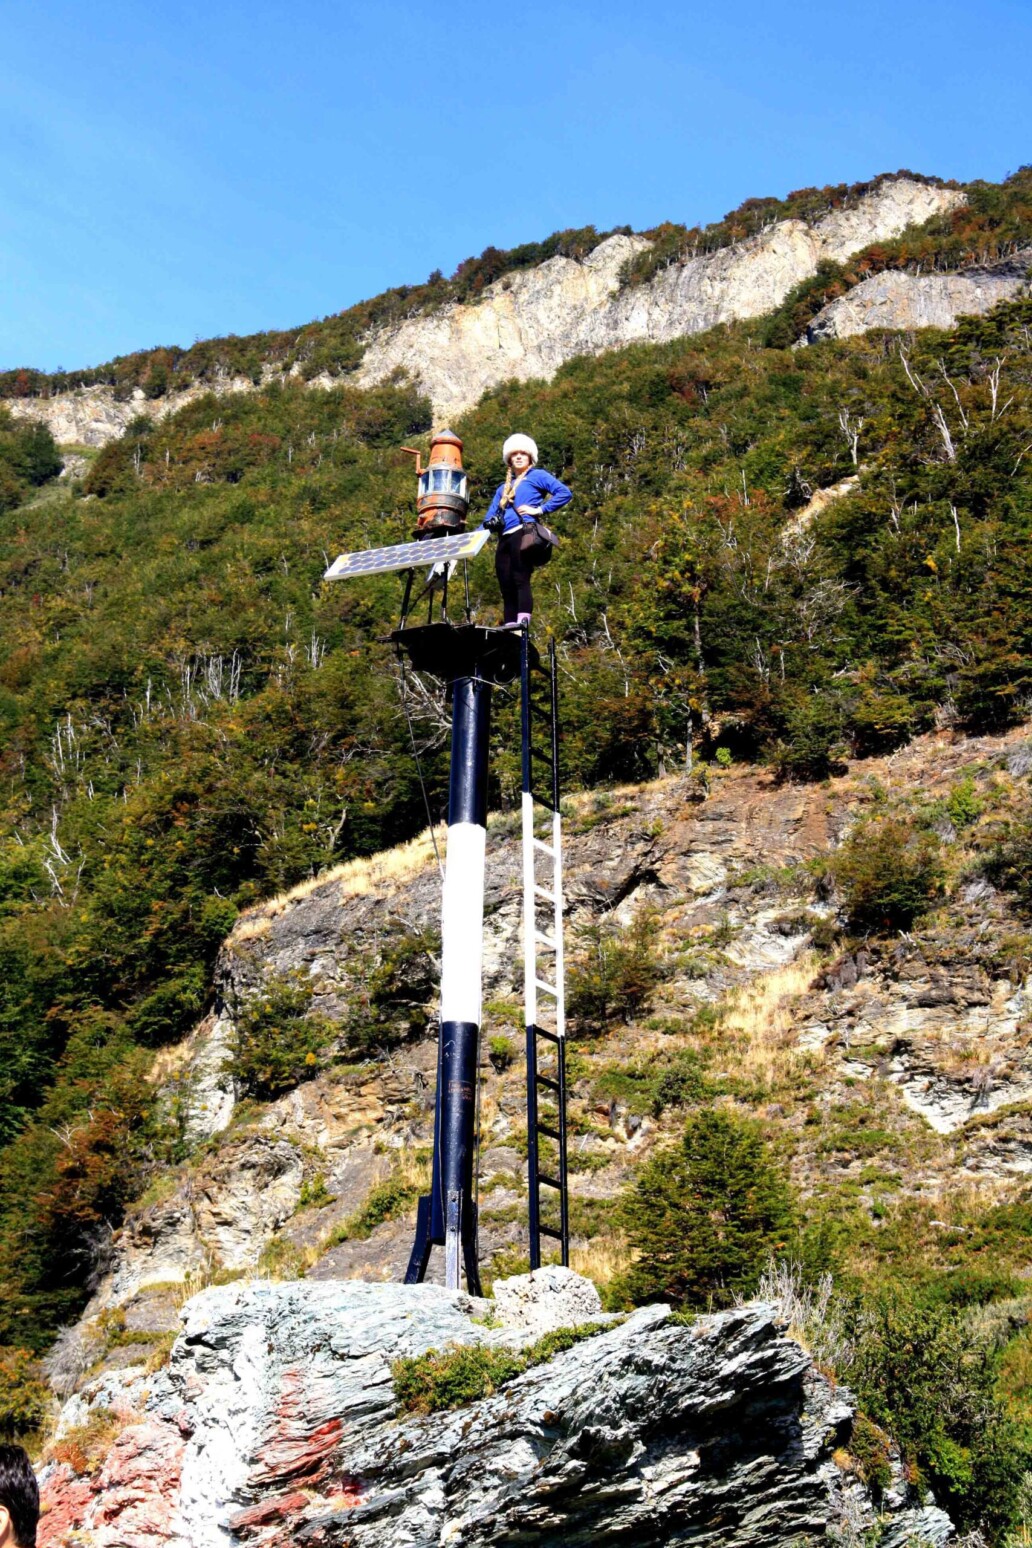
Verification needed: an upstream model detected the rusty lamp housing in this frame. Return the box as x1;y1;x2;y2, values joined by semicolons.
402;429;470;538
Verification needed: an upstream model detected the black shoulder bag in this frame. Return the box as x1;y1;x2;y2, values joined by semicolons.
517;477;561;568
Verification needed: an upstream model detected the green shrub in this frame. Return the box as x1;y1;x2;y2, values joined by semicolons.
848;1414;894;1496
768;691;848;783
342;928;439;1053
830;817;944;932
227;973;334;1099
983;806;1032;916
0;1347;49;1441
0;410;62;511
347;1174;419;1238
488;1035;516;1071
845;1289;1031;1538
296;1173;333;1210
592;1049;709;1117
567;909;664;1032
392;1323;607;1414
393;1343;526;1413
127;966;208;1047
946;775;984;831
847;684;916;756
616;1109;795;1309
322;1166;426;1250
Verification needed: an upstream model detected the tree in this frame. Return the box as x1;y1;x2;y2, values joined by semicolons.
618;1109;795;1309
830;816;944;932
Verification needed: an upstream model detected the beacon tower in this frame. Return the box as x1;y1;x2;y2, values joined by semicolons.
324;431;569;1293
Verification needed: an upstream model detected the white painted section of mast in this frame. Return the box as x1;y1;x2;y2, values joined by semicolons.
553;807;566;1040
439;821;486;1025
522;790;537;1030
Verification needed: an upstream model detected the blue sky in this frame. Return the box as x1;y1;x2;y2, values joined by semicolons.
2;0;1030;372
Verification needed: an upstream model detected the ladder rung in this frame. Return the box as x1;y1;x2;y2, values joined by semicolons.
538;1173;563;1191
529;792;558;813
534;885;556;903
534;930;556;949
537;1123;561;1141
530;746;552;764
532;838;556;857
536;1073;560;1092
535;978;559;997
534;1027;562;1047
539;1225;564;1240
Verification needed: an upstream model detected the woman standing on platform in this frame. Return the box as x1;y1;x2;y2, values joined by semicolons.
481;434;572;626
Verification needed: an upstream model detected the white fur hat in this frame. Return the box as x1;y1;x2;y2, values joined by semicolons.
502;433;538;466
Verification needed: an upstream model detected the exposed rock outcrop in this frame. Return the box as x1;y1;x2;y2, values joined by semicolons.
38;1274;951;1548
804;250;1032;342
7;376;263;449
9;180;964;445
64;724;1032;1357
356;180;962;420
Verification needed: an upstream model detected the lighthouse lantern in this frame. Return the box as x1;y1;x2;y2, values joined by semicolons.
402;428;470;538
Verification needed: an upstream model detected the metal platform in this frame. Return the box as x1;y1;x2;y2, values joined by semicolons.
391;621;539;686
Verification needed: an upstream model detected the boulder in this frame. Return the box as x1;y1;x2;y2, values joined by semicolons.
38;1275;952;1548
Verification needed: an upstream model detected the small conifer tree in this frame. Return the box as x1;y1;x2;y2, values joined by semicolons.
619;1109;795;1309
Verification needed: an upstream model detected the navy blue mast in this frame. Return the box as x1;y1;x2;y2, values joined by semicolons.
399;623;529;1293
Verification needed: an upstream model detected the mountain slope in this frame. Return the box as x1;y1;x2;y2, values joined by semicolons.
33;723;1032;1545
2;165;1032;1542
3;286;1032;1347
0;173;976;446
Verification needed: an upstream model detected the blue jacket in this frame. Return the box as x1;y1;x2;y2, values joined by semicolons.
481;467;572;535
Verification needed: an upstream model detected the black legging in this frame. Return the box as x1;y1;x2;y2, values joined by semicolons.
495;526;537;623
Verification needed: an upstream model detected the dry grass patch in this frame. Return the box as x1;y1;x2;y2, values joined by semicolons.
167;1260;252;1308
234;823;447;934
570;1235;632;1291
232;771;686;943
47;1407;135;1476
718;952;822;1091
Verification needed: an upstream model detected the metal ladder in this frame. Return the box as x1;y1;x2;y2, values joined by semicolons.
520;633;569;1269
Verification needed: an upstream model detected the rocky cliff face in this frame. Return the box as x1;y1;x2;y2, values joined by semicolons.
355;179;963;420
31;720;1032;1544
37;1271;950;1548
10;179;964;446
805;250;1032;343
51;722;1032;1356
6;374;265;449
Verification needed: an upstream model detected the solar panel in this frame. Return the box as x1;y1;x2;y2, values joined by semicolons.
324;528;489;581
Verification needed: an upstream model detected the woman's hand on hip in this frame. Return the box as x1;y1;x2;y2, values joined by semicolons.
516;504;542;516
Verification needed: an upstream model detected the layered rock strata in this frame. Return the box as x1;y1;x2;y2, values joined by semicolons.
38;1273;951;1548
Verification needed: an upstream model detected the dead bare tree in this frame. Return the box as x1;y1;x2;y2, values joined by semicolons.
937;359;969;431
599;611;631;697
931;401;957;462
837;407;865;466
950;503;962;553
900;345;960;462
986;355;1013;421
